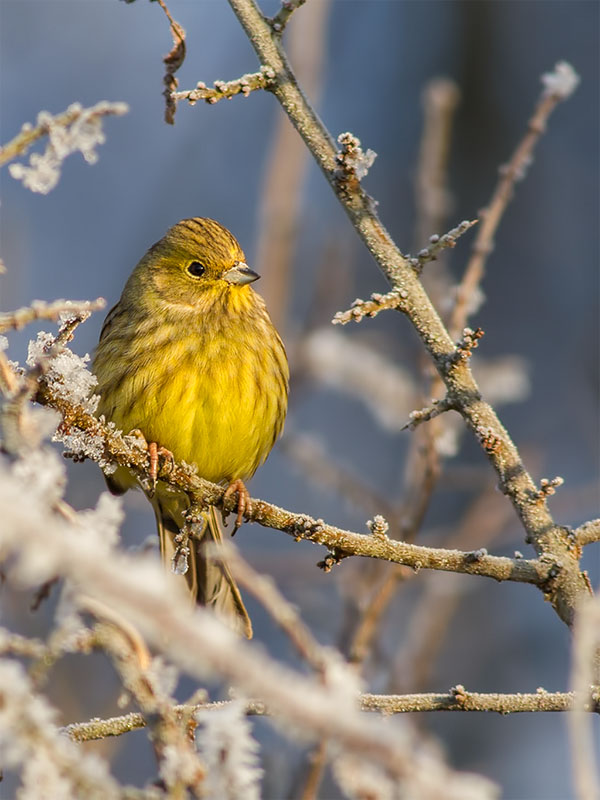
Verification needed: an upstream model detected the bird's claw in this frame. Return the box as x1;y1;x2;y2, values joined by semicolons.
148;441;175;493
223;479;251;536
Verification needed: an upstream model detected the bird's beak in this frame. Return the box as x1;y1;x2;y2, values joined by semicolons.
222;262;260;285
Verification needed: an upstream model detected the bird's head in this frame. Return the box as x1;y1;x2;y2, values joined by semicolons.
138;217;260;308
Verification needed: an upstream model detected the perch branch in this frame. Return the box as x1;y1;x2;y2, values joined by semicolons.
34;376;554;591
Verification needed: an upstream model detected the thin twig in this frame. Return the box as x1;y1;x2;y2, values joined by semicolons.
269;0;307;34
173;68;275;106
0;104;127;167
0;298;105;334
576;519;600;547
154;0;186;124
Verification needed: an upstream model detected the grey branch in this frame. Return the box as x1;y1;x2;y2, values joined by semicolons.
62;688;597;743
35;376;554;590
217;1;590;633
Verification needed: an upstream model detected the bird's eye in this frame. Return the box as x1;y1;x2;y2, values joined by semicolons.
186;261;205;278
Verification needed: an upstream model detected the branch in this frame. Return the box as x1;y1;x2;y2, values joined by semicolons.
34;377;553;590
62;687;597;743
173;67;275;106
154;0;186;124
0;298;105;334
361;687;598;714
269;0;307;34
213;3;590;632
576;519;600;547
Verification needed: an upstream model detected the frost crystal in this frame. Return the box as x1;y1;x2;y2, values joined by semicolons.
77;492;123;549
352;147;377;179
0;335;8;351
541;61;579;99
12;448;67;506
27;331;98;412
195;701;263;800
8;101;128;194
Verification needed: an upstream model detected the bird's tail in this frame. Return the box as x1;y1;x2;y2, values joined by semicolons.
152;492;253;639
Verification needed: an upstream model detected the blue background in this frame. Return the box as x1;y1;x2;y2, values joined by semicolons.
1;1;598;797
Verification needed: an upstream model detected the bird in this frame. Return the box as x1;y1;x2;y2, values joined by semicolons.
92;217;289;637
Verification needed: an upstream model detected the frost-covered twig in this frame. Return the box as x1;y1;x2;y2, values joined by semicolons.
62;686;597;745
362;688;598;714
1;102;128;193
332;220;477;323
173;67;276;106
401;397;454;431
408;219;478;275
0;298;105;334
332;289;408;325
448;62;579;339
91;617;205;795
575;519;600;547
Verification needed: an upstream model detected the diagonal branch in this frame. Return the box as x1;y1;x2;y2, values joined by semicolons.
218;1;590;633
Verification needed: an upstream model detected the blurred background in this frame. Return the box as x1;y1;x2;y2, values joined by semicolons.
1;1;598;797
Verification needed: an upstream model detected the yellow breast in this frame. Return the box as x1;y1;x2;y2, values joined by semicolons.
93;285;288;486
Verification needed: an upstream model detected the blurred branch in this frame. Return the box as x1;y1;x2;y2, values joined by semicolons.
414;78;461;250
448;61;579;339
256;0;331;332
211;3;588;632
569;595;600;800
0;102;128;167
215;541;336;676
0;489;496;794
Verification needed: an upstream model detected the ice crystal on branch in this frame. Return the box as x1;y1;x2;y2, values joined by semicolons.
27;331;98;412
541;61;579;99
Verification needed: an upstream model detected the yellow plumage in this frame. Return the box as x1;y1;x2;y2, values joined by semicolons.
93;218;289;636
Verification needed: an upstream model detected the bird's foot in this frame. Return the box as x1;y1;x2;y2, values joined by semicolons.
147;441;175;491
223;479;251;535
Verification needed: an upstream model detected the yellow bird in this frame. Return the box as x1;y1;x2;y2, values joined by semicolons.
93;218;289;637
